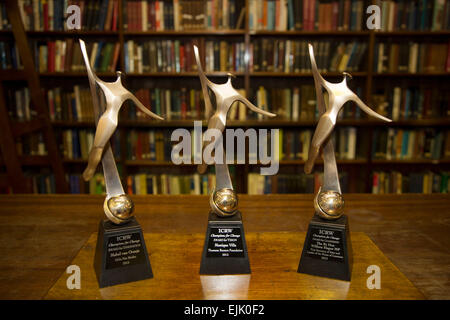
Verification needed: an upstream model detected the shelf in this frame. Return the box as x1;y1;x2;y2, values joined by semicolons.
125;160;196;166
10;119;45;137
63;159;88;164
386;119;450;126
257;159;367;165
249;30;370;36
51;119;450;128
3;29;448;37
39;71;117;77
124;159;369;166
249;71;367;77
19;155;50;166
0;69;27;81
52;121;95;127
124;72;245;77
26;30;119;37
40;72;244;78
62;158;119;164
118;119;376;128
38;71;449;78
373;31;450;36
124;30;246;36
371;159;450;165
373;72;450;77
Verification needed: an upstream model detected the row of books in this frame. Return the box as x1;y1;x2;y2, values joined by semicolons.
124;0;245;31
0;42;22;70
278;128;359;161
247;171;349;194
373;41;450;73
5;87;35;121
375;0;450;31
14;0;450;33
251;40;367;72
249;0;366;31
124;39;246;73
28;39;450;75
128;87;204;120
16;133;47;157
30;173;56;194
372;128;449;160
372;171;449;194
126;173;218;195
372;86;449;120
58;129;120;160
18;0;119;31
47;86;94;122
252;85;364;121
34;40;120;73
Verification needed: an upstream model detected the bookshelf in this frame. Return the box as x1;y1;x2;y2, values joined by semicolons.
0;0;449;195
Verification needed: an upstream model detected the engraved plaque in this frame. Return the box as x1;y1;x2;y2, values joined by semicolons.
206;227;245;258
305;226;345;263
105;232;147;269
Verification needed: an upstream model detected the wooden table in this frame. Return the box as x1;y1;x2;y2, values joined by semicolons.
0;194;448;299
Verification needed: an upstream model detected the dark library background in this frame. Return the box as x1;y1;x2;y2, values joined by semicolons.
0;0;449;195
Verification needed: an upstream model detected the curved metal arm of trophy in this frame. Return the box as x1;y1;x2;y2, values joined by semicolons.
79;39;164;181
193;45;214;120
194;45;276;174
304;43;391;174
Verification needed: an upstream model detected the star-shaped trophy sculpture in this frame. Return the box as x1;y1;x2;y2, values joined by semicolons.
297;44;391;281
79;39;162;287
193;45;276;275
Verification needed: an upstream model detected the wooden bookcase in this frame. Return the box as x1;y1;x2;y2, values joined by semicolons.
0;0;449;194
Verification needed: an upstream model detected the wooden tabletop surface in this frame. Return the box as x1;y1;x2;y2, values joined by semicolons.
0;194;448;299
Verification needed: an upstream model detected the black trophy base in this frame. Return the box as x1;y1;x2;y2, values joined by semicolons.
94;216;153;288
200;211;251;275
297;214;353;281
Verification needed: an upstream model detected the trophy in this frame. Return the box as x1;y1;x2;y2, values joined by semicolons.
193;45;276;275
79;39;163;287
297;44;391;281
